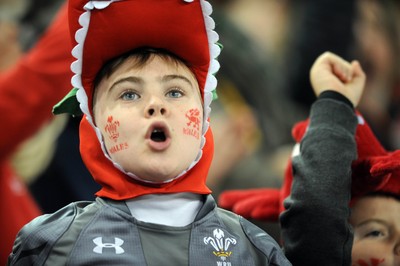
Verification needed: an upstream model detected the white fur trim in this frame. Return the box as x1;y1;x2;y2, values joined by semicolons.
292;143;301;157
357;114;365;125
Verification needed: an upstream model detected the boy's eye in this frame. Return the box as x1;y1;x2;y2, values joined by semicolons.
355;222;389;240
166;89;183;98
365;230;385;238
121;91;140;101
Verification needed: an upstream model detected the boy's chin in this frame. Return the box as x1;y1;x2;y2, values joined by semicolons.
133;170;181;184
119;158;195;184
135;176;176;184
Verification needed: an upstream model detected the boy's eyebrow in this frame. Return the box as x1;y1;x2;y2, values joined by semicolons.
109;76;143;92
108;74;194;92
356;219;389;228
162;74;193;87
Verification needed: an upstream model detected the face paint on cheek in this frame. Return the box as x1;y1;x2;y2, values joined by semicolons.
353;258;385;266
105;115;120;142
183;108;201;139
104;115;129;154
109;142;129;154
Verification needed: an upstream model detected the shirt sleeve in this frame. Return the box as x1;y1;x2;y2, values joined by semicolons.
280;98;357;265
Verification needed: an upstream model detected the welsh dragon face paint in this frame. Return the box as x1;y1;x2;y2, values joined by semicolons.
183;108;201;140
104;115;129;154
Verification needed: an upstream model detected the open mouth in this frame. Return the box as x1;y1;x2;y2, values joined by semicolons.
151;128;167;142
146;122;171;151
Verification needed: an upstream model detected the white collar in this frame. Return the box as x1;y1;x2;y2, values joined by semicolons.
125;193;203;227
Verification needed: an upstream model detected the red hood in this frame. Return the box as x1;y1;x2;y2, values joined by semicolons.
80;116;213;200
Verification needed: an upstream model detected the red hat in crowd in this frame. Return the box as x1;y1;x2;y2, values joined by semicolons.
219;112;400;221
54;0;221;200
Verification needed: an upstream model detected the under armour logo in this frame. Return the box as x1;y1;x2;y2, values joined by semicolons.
93;237;125;254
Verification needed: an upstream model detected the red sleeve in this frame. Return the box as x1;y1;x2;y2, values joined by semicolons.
0;162;42;264
0;3;73;161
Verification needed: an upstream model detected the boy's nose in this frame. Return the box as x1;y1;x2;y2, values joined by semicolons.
145;97;167;117
147;106;166;116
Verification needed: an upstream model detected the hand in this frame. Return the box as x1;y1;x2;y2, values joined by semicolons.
310;51;366;107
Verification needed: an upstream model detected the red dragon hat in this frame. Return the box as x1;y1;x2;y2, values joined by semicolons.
54;0;221;199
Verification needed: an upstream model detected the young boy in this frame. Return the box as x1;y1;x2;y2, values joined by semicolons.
278;106;400;266
219;52;400;265
281;51;400;265
7;1;290;265
279;51;365;265
281;118;400;266
350;193;400;265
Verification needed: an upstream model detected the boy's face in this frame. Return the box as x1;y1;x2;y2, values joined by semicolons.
93;55;203;183
350;196;400;265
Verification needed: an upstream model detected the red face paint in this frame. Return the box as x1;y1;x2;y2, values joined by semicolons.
109;142;129;154
353;258;385;266
183;108;201;139
104;115;129;154
105;115;120;142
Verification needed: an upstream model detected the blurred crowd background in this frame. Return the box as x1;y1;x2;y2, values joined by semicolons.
1;0;400;262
